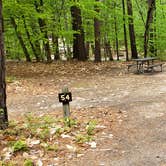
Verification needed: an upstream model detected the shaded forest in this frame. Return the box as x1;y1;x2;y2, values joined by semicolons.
2;0;166;62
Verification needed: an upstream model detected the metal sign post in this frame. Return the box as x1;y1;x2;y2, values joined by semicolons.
58;87;72;118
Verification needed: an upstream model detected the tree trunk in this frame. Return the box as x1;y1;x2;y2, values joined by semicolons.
22;16;40;62
104;40;113;61
70;5;87;61
62;37;67;57
126;0;138;59
94;0;101;62
144;0;156;57
34;0;52;63
66;45;72;60
0;0;8;129
52;34;60;60
85;41;90;60
10;17;31;62
122;0;129;61
114;15;119;61
30;23;43;61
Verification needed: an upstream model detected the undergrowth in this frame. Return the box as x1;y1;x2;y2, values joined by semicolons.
0;113;98;165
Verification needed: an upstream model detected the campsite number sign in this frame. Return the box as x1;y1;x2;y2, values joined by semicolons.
58;92;72;104
58;87;72;117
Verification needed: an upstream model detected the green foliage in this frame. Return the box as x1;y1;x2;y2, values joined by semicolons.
43;143;58;152
24;113;56;140
6;76;16;83
38;128;50;140
0;112;100;164
0;161;16;166
86;120;97;135
75;134;93;144
63;117;77;128
23;159;34;166
12;140;28;152
3;128;19;136
75;120;97;143
2;0;166;61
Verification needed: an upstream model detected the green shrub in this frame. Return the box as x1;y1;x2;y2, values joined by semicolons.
12;140;28;152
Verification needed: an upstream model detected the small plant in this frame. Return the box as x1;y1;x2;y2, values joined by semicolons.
55;127;64;135
86;120;97;135
75;134;93;144
0;161;16;166
45;144;58;152
23;159;34;166
8;120;18;128
43;115;55;124
38;128;50;140
6;76;16;83
12;140;28;152
0;161;6;166
25;113;38;128
3;128;19;136
64;117;77;128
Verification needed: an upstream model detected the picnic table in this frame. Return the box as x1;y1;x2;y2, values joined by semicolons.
127;57;163;73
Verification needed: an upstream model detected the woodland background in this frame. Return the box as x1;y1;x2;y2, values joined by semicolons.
3;0;166;62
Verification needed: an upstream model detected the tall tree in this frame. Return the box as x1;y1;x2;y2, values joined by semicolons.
94;0;101;62
70;3;87;61
122;0;129;61
114;12;119;61
34;0;52;62
22;15;41;62
10;17;31;62
127;0;138;59
144;0;156;57
0;0;8;129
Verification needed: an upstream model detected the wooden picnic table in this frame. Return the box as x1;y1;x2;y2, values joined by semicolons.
133;57;157;73
127;57;163;73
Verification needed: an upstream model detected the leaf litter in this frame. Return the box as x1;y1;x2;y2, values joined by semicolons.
1;61;127;165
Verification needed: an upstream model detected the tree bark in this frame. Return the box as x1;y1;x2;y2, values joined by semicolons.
85;41;90;60
122;0;129;61
114;14;119;61
22;16;40;62
70;5;87;61
34;0;52;62
94;0;101;62
126;0;138;59
30;23;43;61
10;17;31;62
144;0;156;57
104;40;113;61
0;0;8;129
52;34;60;60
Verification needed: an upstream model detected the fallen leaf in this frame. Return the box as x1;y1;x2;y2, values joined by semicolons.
36;159;43;166
88;141;97;148
66;145;77;152
61;134;71;138
3;151;13;160
77;154;84;158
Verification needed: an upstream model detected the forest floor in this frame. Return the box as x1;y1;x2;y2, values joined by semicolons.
1;61;166;165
